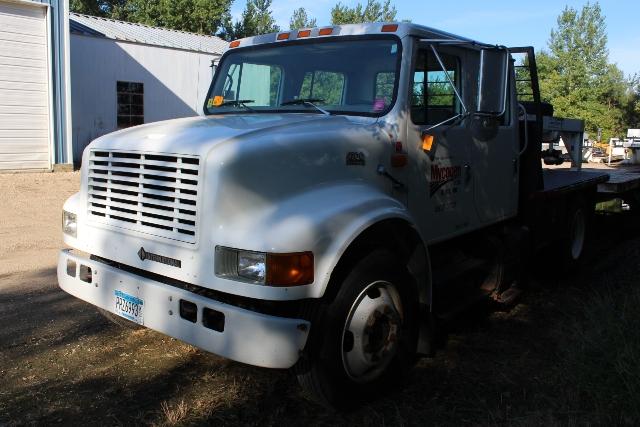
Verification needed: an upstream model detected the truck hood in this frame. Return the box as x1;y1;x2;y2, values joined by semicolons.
89;114;376;157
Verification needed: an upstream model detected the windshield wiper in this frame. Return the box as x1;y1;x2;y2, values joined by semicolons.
218;99;255;110
280;98;330;115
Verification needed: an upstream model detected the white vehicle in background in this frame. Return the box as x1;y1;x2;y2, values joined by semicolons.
623;129;640;164
58;22;640;407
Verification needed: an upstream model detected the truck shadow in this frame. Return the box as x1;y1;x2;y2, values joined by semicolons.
0;267;116;362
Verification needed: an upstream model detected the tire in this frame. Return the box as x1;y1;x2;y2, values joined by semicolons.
559;198;590;270
97;307;143;330
295;249;419;408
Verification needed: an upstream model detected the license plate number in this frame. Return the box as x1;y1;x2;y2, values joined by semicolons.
114;290;144;325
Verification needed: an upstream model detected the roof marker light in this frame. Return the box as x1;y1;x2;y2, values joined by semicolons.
319;27;333;36
229;40;240;48
381;24;398;32
277;32;290;40
298;29;311;38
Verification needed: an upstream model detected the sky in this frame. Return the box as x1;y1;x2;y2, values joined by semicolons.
230;0;640;77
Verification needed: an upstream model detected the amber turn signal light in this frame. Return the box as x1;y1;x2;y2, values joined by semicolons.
422;134;434;151
229;40;240;48
266;252;314;286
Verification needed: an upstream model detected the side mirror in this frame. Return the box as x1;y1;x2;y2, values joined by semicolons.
477;48;509;116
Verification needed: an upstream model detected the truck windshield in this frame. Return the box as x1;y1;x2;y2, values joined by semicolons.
205;37;401;117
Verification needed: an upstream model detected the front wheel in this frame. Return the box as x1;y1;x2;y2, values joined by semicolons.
296;249;419;408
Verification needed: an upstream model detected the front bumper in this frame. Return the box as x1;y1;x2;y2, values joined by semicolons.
57;249;310;369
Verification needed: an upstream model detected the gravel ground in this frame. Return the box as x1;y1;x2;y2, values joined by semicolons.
1;170;640;426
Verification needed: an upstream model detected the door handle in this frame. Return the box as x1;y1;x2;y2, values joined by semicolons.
464;164;472;183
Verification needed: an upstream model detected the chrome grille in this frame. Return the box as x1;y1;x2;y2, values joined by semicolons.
87;150;201;244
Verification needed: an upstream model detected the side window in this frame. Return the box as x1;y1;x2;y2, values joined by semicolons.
222;63;282;106
300;71;345;105
411;51;460;125
117;81;144;128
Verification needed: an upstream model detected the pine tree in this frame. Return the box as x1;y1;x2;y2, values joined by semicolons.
289;7;316;30
538;2;635;141
218;0;280;40
330;0;396;25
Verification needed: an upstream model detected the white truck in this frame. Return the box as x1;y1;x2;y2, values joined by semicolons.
58;23;638;407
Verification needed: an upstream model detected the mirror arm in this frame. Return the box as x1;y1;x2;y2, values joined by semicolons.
423;112;468;132
430;44;467;114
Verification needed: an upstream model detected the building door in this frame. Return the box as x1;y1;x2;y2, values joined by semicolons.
0;1;51;170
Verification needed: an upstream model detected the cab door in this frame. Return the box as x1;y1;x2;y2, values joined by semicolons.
470;59;519;223
406;45;476;243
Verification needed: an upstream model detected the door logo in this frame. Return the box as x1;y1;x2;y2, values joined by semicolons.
430;164;461;196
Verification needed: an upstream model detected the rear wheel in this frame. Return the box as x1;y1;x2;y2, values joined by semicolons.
296;249;419;408
558;198;591;271
568;207;587;261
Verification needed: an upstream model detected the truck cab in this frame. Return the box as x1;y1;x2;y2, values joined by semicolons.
58;22;586;407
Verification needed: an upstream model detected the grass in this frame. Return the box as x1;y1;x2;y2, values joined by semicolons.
4;213;640;426
557;281;640;425
160;400;188;425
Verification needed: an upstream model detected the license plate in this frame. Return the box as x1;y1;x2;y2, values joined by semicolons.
114;290;144;325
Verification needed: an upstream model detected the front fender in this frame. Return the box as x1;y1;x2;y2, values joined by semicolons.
215;182;417;299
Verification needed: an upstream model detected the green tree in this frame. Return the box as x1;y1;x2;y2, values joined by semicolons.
218;0;280;40
289;7;316;30
330;0;397;25
70;0;125;17
537;2;636;141
70;0;231;35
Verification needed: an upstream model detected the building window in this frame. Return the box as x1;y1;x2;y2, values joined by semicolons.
117;81;144;128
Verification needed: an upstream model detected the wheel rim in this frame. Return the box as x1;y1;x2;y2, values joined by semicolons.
570;208;586;260
341;280;403;383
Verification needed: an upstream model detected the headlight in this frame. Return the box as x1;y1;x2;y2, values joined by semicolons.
62;211;77;238
238;251;266;282
215;246;313;286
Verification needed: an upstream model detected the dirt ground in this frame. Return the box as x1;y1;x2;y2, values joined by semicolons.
1;169;639;426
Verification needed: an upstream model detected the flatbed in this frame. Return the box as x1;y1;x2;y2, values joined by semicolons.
539;166;640;197
540;169;610;196
594;168;640;194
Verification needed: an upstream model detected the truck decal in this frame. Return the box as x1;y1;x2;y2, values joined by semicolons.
430;164;462;196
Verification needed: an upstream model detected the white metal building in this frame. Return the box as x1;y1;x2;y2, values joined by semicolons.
0;0;71;171
69;13;226;164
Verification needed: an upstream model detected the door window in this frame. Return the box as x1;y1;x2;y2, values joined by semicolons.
411;51;460;125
